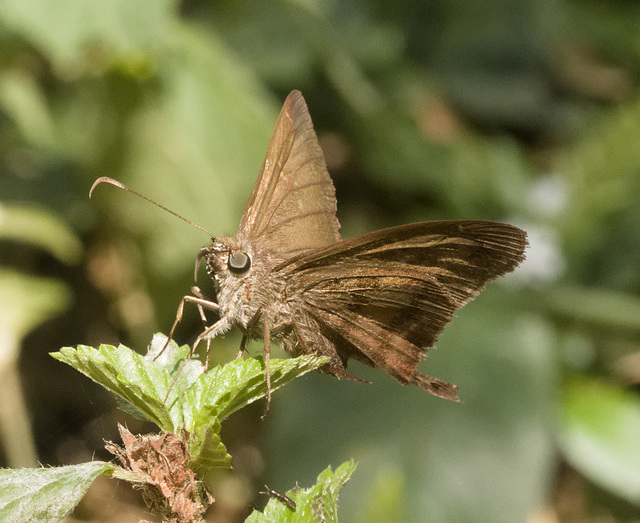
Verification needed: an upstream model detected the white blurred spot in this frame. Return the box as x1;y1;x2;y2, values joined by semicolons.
527;174;569;218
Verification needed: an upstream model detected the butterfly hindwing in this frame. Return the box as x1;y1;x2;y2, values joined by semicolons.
282;220;527;398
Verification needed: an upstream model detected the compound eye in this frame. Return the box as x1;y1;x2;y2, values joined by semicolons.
228;251;251;275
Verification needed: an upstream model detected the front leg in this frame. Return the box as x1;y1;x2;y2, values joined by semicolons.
168;290;220;341
159;290;220;356
190;285;212;324
191;315;232;355
156;289;220;366
190;285;214;367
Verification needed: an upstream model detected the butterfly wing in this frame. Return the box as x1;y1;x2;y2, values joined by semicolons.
237;90;340;258
281;220;527;400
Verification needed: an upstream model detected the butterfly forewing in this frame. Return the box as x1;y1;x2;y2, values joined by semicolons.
282;221;527;395
237;90;340;258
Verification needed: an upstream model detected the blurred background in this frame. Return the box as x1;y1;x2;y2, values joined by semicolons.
1;0;640;521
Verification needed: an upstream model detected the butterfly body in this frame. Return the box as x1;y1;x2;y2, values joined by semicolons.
200;236;345;373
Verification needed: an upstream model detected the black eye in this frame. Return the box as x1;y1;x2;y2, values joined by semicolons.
228;251;251;275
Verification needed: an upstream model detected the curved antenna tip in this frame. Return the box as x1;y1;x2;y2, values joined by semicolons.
89;177;123;198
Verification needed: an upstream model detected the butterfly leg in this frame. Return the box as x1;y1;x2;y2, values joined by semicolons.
168;292;220;342
192;315;232;352
237;336;248;359
261;320;272;419
190;286;214;370
161;296;226;402
190;286;210;323
236;311;262;359
159;292;220;358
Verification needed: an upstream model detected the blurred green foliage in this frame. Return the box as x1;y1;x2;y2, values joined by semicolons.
1;0;639;521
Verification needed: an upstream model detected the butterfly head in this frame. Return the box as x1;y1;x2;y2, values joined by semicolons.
198;237;254;284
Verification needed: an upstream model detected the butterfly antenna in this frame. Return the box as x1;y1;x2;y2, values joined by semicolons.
90;177;215;238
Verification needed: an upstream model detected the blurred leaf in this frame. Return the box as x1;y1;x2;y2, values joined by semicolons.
0;204;82;264
0;69;56;149
0;461;114;522
0;0;174;69
354;466;406;523
246;460;356;523
559;377;640;504
543;285;640;335
565;0;640;64
0;269;70;346
447;134;531;215
559;94;640;254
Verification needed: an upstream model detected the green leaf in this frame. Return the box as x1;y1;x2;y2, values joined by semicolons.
543;285;640;335
0;461;114;522
188;416;232;473
0;0;173;69
0;71;57;153
558;377;640;504
246;461;357;523
184;355;327;475
52;334;329;459
0;204;82;264
0;269;71;345
184;354;330;424
51;334;203;432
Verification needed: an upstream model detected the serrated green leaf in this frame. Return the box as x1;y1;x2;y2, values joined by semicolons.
183;354;330;424
52;334;328;442
188;415;232;473
558;377;640;504
0;461;114;522
51;334;203;431
52;334;328;475
246;461;357;523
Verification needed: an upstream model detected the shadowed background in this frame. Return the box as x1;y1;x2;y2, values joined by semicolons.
1;1;639;521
